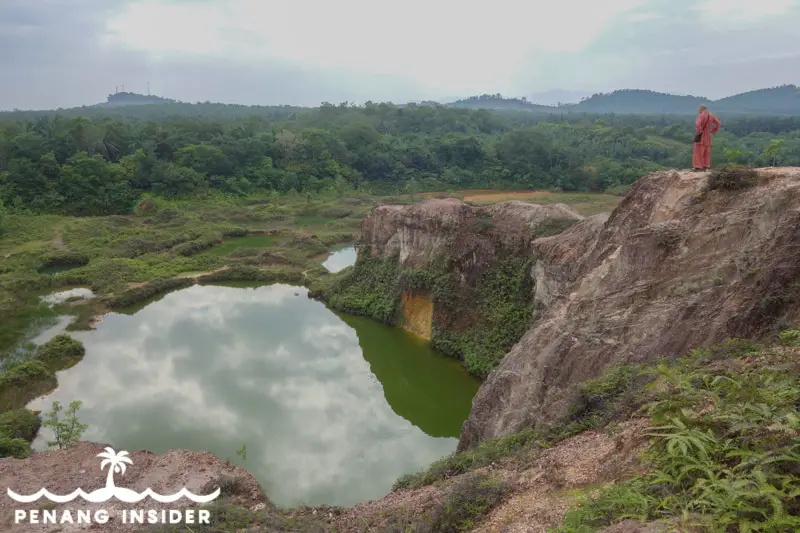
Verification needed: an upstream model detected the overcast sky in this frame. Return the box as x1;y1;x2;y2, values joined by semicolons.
2;0;799;110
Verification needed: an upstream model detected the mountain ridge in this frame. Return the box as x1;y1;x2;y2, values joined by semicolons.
447;85;800;115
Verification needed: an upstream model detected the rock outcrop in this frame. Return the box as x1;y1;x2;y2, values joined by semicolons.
0;442;267;532
362;198;583;275
460;168;800;448
323;197;585;376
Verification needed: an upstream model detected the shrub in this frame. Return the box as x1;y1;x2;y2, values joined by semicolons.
41;400;88;450
0;409;42;442
0;436;30;459
433;473;509;532
39;251;89;269
35;334;85;363
568;363;648;430
0;360;52;388
0;360;56;412
778;328;800;347
707;164;758;191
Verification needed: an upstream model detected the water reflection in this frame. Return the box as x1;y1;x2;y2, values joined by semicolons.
322;246;357;273
28;284;478;507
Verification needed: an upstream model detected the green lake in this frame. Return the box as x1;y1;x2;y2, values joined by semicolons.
28;284;479;507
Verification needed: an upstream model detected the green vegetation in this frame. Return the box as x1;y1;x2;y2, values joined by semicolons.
0;408;41;458
0;333;86;415
35;333;85;362
42;400;88;450
556;339;800;532
317;252;535;378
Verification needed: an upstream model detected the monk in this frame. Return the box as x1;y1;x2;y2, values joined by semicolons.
693;104;721;171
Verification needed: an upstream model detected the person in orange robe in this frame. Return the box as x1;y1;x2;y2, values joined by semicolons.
693;104;721;171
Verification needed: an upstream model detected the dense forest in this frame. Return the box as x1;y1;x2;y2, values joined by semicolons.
1;101;799;217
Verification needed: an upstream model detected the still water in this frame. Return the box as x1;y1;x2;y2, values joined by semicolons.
323;246;357;273
28;284;478;507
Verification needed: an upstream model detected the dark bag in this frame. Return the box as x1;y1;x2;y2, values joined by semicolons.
694;132;703;143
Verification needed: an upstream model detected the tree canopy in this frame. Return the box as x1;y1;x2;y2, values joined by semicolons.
1;102;798;216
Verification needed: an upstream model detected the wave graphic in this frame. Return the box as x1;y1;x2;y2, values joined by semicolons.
7;486;221;504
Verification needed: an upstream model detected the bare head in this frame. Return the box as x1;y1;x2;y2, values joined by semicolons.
699;104;708;114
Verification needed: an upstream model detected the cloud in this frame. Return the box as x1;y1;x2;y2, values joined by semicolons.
1;0;800;108
103;0;647;95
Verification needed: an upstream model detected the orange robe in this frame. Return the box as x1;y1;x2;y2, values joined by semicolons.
693;111;721;169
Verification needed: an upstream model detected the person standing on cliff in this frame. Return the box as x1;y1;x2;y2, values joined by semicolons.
693;104;721;171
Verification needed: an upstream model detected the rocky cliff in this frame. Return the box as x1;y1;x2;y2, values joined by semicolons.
460;167;800;448
317;198;584;377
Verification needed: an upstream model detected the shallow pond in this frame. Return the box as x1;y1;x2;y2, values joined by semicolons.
323;246;357;273
28;284;479;507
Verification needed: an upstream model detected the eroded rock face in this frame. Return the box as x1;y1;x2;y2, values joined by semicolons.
361;197;583;281
0;441;267;532
460;168;800;449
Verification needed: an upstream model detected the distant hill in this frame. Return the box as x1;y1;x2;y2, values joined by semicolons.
447;94;554;112
569;89;710;114
713;85;800;115
97;91;178;107
446;85;800;116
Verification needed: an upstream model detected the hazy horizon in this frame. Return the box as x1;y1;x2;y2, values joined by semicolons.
2;0;799;111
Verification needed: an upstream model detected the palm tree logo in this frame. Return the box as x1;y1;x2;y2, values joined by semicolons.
7;447;221;504
98;447;133;493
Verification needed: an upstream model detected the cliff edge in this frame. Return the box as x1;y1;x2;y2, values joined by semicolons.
460;167;800;448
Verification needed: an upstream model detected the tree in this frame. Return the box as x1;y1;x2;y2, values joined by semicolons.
57;153;139;215
42;400;88;449
763;139;783;166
